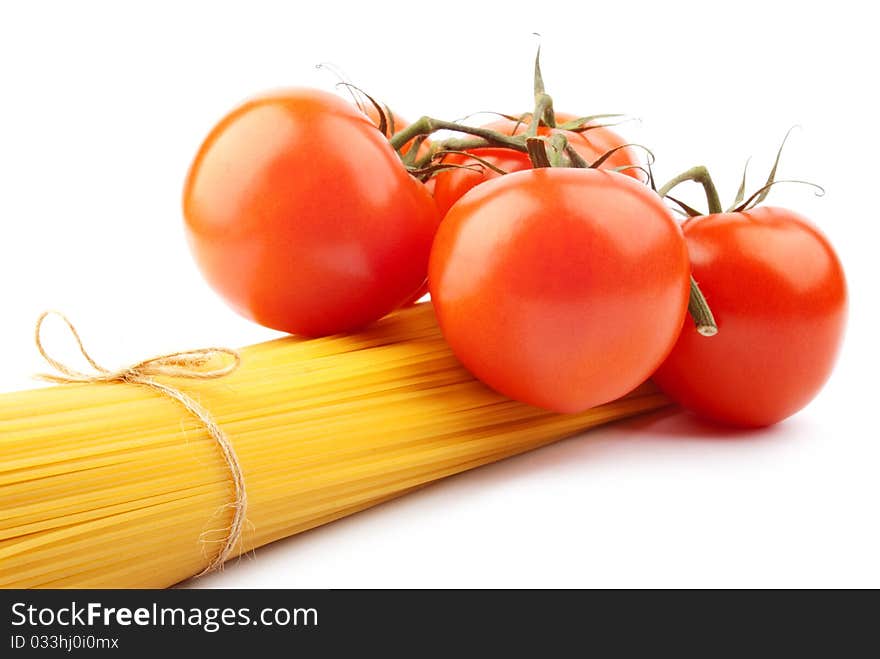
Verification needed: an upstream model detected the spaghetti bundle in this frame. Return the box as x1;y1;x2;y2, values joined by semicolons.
0;303;669;588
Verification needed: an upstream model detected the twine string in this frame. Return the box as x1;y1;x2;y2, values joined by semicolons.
34;310;246;576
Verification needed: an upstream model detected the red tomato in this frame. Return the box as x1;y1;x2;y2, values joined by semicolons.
432;113;642;217
183;88;440;337
429;168;690;413
653;207;847;427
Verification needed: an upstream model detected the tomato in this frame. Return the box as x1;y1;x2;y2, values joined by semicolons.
183;88;440;337
429;168;690;413
432;113;642;217
653;207;847;427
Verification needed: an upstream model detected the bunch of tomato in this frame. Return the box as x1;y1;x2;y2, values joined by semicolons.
183;66;847;429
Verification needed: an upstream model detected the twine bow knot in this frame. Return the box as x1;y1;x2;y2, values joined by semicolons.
34;310;246;576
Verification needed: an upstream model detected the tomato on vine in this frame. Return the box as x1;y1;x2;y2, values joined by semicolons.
432;113;642;217
183;88;440;337
653;146;847;427
429;166;691;413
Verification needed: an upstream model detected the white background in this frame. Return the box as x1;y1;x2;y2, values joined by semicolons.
1;1;877;588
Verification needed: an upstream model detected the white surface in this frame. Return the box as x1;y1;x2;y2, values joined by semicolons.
1;0;877;588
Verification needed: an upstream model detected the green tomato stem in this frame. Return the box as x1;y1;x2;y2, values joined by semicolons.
547;133;569;167
659;166;723;215
526;137;552;168
565;144;589;168
528;94;556;136
532;45;556;129
688;276;718;337
389;117;527;153
438;136;517;152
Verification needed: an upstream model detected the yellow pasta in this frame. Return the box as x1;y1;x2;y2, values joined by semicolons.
0;303;670;588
